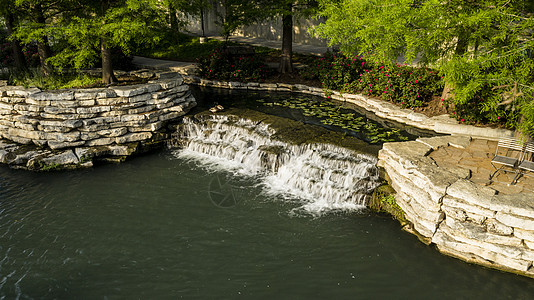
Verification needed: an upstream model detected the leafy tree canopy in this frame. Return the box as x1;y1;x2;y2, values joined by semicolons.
314;0;534;136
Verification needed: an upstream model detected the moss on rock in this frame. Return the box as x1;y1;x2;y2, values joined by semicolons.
370;184;409;227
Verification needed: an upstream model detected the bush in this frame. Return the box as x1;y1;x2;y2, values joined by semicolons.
349;64;442;108
197;47;270;82
0;39;40;68
301;51;442;108
450;85;509;126
8;68;100;90
301;51;366;91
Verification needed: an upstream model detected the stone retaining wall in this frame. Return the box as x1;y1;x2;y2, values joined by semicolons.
0;72;196;170
378;136;534;278
183;76;514;141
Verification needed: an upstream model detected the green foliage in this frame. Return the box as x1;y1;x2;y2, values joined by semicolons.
301;51;442;108
197;47;271;82
38;161;62;172
314;0;534;136
46;0;164;71
217;0;271;39
8;68;100;90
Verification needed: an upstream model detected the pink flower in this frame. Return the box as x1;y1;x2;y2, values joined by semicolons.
497;117;501;120
461;119;465;122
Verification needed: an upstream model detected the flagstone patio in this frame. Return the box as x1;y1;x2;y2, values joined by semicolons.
429;138;534;195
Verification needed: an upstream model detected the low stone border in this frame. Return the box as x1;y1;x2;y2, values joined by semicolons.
183;76;514;141
378;136;534;278
0;71;196;170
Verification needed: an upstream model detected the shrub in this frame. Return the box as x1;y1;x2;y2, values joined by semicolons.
8;68;100;90
197;47;270;82
0;40;39;68
301;51;366;91
450;84;509;126
349;64;442;108
301;51;442;108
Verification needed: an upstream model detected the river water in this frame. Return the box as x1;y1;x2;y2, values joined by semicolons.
1;87;534;298
1;154;533;299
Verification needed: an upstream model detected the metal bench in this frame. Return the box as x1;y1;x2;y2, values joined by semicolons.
511;141;534;185
489;138;525;181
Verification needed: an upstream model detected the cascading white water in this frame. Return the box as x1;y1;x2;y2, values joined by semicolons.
172;114;381;215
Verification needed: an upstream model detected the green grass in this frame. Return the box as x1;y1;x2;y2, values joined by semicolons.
135;31;315;63
136;31;237;62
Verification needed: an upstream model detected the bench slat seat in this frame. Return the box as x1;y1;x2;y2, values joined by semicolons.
511;142;534;185
489;138;525;181
492;155;519;167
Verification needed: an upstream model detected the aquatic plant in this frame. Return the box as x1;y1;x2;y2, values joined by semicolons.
261;96;408;144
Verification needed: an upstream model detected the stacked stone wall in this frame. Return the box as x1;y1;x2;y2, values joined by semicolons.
184;76;514;141
378;136;534;278
0;72;196;170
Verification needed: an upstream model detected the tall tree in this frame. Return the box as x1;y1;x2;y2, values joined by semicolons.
1;0;26;70
271;0;317;74
14;0;66;75
217;0;268;41
166;0;211;35
47;0;164;84
314;0;534;136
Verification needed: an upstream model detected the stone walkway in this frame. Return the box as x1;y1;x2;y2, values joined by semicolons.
132;56;197;74
429;139;534;195
206;35;329;56
133;35;329;73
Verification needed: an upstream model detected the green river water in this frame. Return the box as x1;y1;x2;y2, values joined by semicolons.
1;152;534;299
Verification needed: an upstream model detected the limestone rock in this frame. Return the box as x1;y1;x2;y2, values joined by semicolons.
6;86;40;97
113;85;148;97
85;137;115;147
485;218;514;236
416;136;451;150
446;179;497;209
447;135;472;149
444;217;522;248
115;132;152;144
490;193;534;220
442;195;495;219
496;212;534;231
39;150;79;166
514;228;534;243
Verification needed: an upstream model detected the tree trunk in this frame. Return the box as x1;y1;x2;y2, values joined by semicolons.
278;9;294;74
37;40;53;75
34;4;53;75
5;14;27;70
169;3;177;32
200;8;205;36
101;39;117;84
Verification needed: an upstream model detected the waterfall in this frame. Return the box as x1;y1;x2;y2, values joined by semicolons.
171;114;381;215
